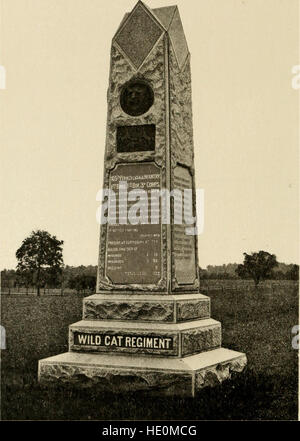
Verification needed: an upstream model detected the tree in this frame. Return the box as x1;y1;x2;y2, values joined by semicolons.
16;268;32;293
68;274;96;293
235;251;278;287
16;230;64;296
288;264;299;281
199;267;208;279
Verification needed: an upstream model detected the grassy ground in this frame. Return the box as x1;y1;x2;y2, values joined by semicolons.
1;283;298;420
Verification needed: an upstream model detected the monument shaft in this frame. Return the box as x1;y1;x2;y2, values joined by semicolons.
97;3;199;294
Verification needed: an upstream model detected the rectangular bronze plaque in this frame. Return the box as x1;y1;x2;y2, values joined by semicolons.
74;332;173;350
173;166;197;285
106;163;161;285
116;125;155;153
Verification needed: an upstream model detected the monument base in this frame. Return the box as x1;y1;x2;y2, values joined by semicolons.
38;348;246;397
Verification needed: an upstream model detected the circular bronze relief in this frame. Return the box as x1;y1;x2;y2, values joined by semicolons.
120;80;154;117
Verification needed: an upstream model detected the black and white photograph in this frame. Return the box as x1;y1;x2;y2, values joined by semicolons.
0;0;299;425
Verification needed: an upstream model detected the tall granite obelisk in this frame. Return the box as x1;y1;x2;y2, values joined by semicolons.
39;1;246;396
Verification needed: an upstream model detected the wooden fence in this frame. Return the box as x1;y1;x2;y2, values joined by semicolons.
1;280;298;296
0;287;92;296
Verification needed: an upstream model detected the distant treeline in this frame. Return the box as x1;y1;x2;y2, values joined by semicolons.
1;265;98;292
1;262;298;292
200;262;299;280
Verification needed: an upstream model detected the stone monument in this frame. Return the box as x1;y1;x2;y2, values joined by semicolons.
38;1;246;396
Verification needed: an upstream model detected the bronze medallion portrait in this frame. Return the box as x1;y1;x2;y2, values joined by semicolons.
120;79;154;116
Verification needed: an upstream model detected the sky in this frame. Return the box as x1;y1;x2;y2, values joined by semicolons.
0;0;299;270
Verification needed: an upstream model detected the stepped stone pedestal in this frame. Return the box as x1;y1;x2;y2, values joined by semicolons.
39;293;246;396
38;2;246;396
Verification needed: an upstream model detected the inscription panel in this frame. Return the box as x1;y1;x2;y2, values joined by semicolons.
106;163;161;285
117;125;155;153
73;332;173;351
173;166;197;285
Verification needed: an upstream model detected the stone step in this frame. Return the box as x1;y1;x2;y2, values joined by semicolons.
38;348;247;397
69;318;221;357
83;293;210;323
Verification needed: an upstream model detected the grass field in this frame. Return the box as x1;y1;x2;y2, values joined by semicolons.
1;282;298;420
